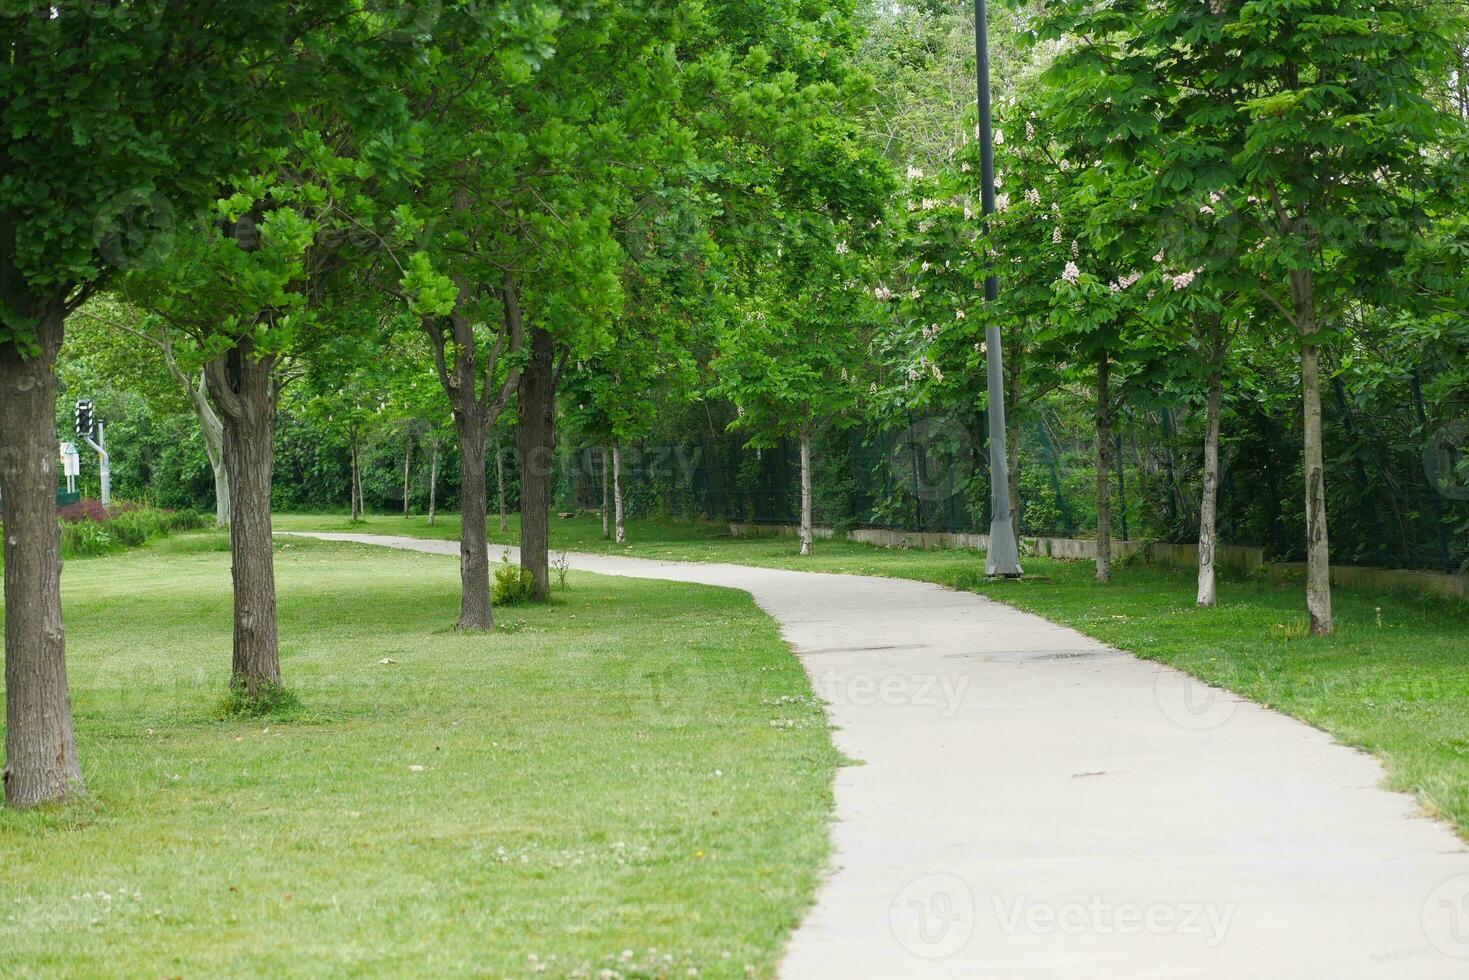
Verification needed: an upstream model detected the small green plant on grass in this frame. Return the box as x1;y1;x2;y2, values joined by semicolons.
1270;615;1313;642
553;550;571;590
492;548;537;606
215;681;303;720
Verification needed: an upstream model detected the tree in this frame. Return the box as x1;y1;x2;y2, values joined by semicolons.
1037;0;1465;630
127;16;419;699
714;242;883;556
398;0;681;611
0;1;349;807
70;297;231;527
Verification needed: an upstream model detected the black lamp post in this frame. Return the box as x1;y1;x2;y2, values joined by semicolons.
975;0;1023;576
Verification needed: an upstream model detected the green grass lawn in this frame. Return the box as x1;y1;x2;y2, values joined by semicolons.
277;511;1469;839
0;531;838;979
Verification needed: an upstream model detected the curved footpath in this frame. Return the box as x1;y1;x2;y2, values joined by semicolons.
284;532;1469;978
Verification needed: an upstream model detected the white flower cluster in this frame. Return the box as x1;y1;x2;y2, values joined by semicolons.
1062;261;1081;285
1162;268;1201;291
873;285;894;301
1108;270;1143;293
1024;188;1042;207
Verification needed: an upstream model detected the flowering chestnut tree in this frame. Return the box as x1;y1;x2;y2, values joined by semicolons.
1037;0;1465;630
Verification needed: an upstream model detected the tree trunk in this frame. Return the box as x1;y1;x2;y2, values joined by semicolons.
186;369;230;528
402;433;412;517
1197;315;1223;608
798;427;814;556
427;437;439;527
207;342;283;699
211;459;230;529
1292;269;1333;635
1;306;84;807
1095;352;1113;583
454;414;493;630
348;435;361;522
1007;334;1024;532
517;327;556;601
602;445;611;539
495;434;508;533
613;442;625;545
422;261;525;627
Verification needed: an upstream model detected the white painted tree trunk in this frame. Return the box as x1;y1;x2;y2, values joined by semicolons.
1291;268;1333;635
188;369;228;528
799;428;813;557
402;434;412;517
613;442;625;544
427;437;439;527
1196;327;1223;608
602;445;611;539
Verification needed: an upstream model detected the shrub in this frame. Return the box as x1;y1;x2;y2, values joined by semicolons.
216;681;302;720
60;520;115;558
53;502;210;560
492;551;537;606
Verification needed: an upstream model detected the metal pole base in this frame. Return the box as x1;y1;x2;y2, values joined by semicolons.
985;516;1023;577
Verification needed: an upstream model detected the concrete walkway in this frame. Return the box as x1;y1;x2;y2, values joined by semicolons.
285;532;1469;978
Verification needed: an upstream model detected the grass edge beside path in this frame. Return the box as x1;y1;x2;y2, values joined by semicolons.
276;512;1469;841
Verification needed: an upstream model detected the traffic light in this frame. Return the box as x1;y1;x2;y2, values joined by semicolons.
75;398;94;439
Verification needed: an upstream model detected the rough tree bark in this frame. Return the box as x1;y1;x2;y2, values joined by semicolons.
1;304;84;807
602;445;611;539
613;442;625;545
1291;266;1333;634
517;326;557;601
205;338;283;698
798;425;814;556
1095;352;1113;583
427;436;439;527
454;414;493;629
1197;314;1224;608
424;267;522;629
